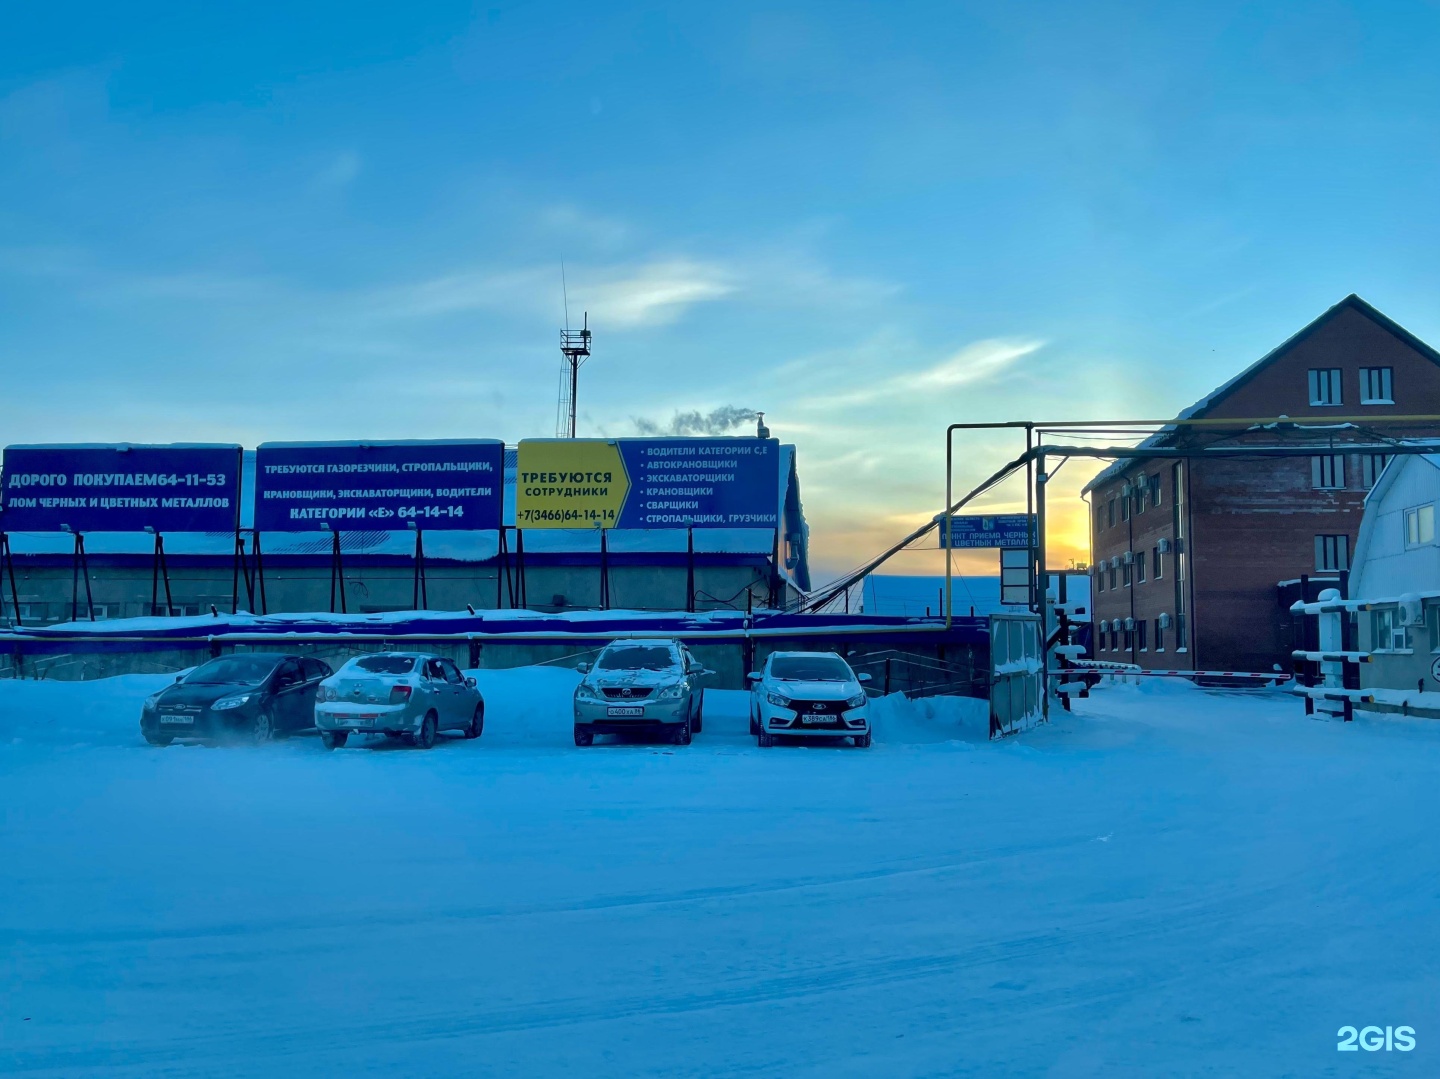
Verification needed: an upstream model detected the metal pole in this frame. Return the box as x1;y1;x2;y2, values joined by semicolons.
254;532;268;615
686;527;696;613
600;528;609;610
515;528;527;609
79;534;94;621
151;533;160;617
1036;454;1048;721
159;535;174;616
1026;423;1035;612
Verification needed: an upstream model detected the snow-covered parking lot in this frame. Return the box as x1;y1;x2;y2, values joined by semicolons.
2;670;1438;1077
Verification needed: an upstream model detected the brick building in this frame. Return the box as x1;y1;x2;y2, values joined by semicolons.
1084;295;1440;673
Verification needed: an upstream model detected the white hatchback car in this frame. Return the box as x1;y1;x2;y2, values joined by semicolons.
748;651;873;747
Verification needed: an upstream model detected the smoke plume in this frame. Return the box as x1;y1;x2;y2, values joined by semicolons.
632;406;759;437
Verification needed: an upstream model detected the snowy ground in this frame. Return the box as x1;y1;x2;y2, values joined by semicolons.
2;672;1437;1078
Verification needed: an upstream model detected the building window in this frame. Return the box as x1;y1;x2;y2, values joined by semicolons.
1096;570;1105;593
1175;612;1188;650
1308;368;1343;406
1310;455;1345;490
1107;499;1116;527
1153;546;1163;578
1108;564;1117;590
1137;620;1148;651
1136;556;1146;584
1315;534;1350;572
1370;608;1411;653
1124;626;1134;650
1155;619;1165;652
1121;493;1130;521
1149;474;1162;506
1361;454;1392;488
1122;561;1132;587
1135;481;1147;515
1404;504;1435;548
1360;366;1394;404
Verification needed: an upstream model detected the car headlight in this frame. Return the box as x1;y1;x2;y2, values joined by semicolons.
656;684;685;700
212;694;253;711
144;692;163;710
317;685;336;702
575;683;603;702
766;691;792;708
846;692;868;709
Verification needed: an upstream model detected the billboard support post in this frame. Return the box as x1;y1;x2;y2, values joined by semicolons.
411;526;428;610
515;528;528;609
769;529;780;610
252;532;268;615
686;527;695;613
599;527;610;610
325;527;347;615
148;530;174;617
233;532;255;614
496;529;510;610
66;530;94;623
0;533;20;628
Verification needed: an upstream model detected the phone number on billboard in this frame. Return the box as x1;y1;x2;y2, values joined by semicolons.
397;505;468;519
517;508;618;524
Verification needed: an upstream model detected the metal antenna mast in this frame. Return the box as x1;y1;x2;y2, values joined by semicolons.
558;311;592;439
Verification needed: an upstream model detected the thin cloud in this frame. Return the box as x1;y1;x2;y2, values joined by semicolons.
801;337;1045;409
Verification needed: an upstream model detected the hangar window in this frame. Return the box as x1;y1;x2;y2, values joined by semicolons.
1404;504;1435;548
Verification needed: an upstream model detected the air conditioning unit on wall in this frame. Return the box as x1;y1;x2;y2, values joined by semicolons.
1158;612;1172;628
1122;551;1135;564
1123;617;1136;630
1158;538;1172;554
1109;556;1120;569
1099;619;1110;632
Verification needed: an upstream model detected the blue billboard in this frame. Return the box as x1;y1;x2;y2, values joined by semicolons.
254;440;504;532
939;513;1036;549
615;437;780;529
0;444;242;533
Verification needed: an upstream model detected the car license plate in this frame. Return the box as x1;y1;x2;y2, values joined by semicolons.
800;715;830;725
160;715;195;725
607;706;644;717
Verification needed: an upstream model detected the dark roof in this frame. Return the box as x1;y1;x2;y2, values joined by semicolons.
1082;295;1440;493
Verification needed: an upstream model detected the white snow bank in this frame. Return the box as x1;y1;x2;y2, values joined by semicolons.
465;665;581;746
0;673;174;747
870;691;990;744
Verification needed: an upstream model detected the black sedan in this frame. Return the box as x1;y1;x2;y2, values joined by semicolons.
141;653;332;746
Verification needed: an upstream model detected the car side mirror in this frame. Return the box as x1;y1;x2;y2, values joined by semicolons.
465;677;477;689
699;668;715;678
576;662;590;673
746;671;762;681
857;673;872;683
175;673;185;683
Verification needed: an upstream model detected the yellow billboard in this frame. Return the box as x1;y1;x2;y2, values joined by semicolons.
515;440;631;528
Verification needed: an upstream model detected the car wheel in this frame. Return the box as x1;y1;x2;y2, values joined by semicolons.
320;730;349;750
854;732;872;748
465;702;484;740
574;726;594;747
691;691;703;733
757;730;774;748
410;712;438;749
672;719;692;746
144;733;173;747
248;707;275;745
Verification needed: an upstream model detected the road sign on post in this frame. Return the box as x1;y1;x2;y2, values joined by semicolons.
937;513;1036;549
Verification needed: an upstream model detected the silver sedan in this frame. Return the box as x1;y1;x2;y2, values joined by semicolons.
314;652;484;749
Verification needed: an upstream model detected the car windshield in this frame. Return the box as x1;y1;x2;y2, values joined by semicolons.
352;655;417;675
597;645;677;671
184;656;279;686
770;655;853;682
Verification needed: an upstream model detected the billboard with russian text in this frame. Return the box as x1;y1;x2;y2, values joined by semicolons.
516;438;780;529
254;440;504;532
0;444;242;532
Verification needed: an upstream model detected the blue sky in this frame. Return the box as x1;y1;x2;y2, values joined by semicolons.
3;1;1440;579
